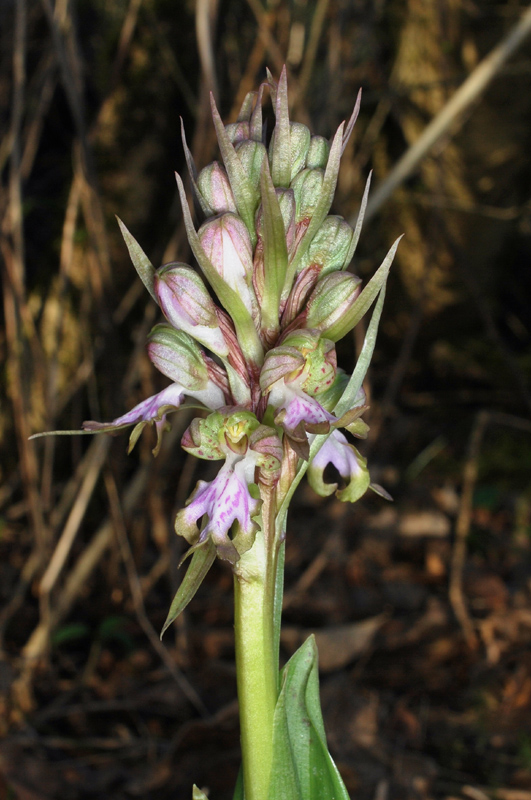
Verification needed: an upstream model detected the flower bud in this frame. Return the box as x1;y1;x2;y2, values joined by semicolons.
154;263;229;357
147;323;209;390
288;122;311;180
260;328;336;397
306;135;330;169
290;168;324;223
225;121;250;144
197;161;237;215
269;122;311;185
235;140;267;193
181;411;225;460
303;215;355;276
198;212;257;318
305;272;362;340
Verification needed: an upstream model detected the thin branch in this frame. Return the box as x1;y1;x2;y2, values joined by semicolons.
364;4;531;222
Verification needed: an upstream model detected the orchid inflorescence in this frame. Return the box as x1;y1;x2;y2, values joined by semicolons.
82;68;398;572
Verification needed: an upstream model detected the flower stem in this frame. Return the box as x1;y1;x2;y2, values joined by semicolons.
233;504;279;800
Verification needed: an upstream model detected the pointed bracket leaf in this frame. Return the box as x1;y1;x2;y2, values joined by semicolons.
210;94;259;245
270;66;291;188
117;217;158;304
160;540;216;638
325;235;401;342
260;159;289;336
181;118;213;216
343;170;372;268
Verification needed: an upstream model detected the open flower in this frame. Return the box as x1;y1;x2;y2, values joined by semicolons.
175;410;282;561
307;429;370;503
175;450;260;563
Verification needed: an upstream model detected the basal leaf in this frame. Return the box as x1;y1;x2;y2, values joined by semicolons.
268;636;350;800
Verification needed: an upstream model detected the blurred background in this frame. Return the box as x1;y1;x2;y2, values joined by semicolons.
1;0;531;798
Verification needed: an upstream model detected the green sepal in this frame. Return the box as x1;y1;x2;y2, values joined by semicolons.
282;121;345;301
268;636;350;800
193;785;209;800
160;540;216;638
210;94;259;244
269;66;291;188
324;235;401;342
116;217;158;304
175;172;264;368
260;159;289;338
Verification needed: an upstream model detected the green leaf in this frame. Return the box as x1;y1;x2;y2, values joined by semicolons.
160;541;216;638
210;94;259;244
268;636;350;800
117;217;158;304
260;159;289;337
193;786;209;800
325;236;401;342
175;172;264;368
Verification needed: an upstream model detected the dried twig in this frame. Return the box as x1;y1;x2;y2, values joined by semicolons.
363;4;531;222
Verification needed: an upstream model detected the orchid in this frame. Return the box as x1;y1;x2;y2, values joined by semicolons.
34;68;399;800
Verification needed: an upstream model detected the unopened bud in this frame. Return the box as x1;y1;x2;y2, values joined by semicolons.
269;122;311;185
303;215;355;275
290;168;324;223
225;121;250;144
288;123;311;181
260;328;336;397
154;263;229;357
306;135;330;169
197;161;237;215
198;213;257;317
235;140;267;193
305;271;362;341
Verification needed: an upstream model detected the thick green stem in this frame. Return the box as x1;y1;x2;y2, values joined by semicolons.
234;510;278;800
